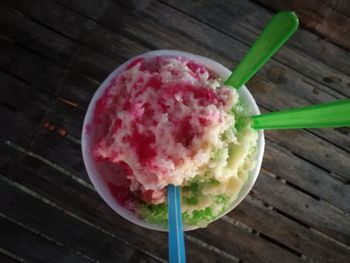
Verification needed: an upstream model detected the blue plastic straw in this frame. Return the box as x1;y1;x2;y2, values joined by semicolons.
168;185;186;263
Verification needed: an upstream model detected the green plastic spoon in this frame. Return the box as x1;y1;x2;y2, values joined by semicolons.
252;99;350;130
225;11;299;89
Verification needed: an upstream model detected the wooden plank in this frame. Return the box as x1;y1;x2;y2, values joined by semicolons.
0;38;61;95
0;144;304;263
255;0;350;51
250;80;350;180
0;71;51;114
265;129;350;181
0;252;21;263
2;0;349;165
0;44;92;114
0;65;83;142
229;195;350;263
0;0;148;61
308;127;350;152
0;33;114;89
48;99;86;138
0;70;53;150
330;0;350;16
264;141;350;213
0;8;112;109
0;214;92;263
248;78;350;153
31;132;89;181
253;171;350;245
0;65;85;152
0;68;89;181
0;105;35;147
240;0;350;74
191;219;303;263
0;0;142;81
0;72;49;147
0;39;97;110
0;178;160;262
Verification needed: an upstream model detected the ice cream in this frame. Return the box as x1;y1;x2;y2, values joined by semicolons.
91;55;258;227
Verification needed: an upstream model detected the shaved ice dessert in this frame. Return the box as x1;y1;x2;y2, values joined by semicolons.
85;52;259;228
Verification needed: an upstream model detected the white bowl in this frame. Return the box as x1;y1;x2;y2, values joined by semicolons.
82;50;265;231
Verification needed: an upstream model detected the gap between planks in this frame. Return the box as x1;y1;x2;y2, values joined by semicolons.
0;248;24;263
261;167;350;219
0;212;98;263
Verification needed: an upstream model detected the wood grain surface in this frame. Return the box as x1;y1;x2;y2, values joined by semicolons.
1;0;349;262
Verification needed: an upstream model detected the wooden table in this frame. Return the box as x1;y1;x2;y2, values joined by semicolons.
1;0;349;262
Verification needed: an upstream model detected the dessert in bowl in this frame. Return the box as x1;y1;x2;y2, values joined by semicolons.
82;50;265;231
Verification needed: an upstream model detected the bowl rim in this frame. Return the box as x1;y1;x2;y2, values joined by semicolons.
81;49;265;231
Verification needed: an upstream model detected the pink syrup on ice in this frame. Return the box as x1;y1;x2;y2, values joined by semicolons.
90;55;229;208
